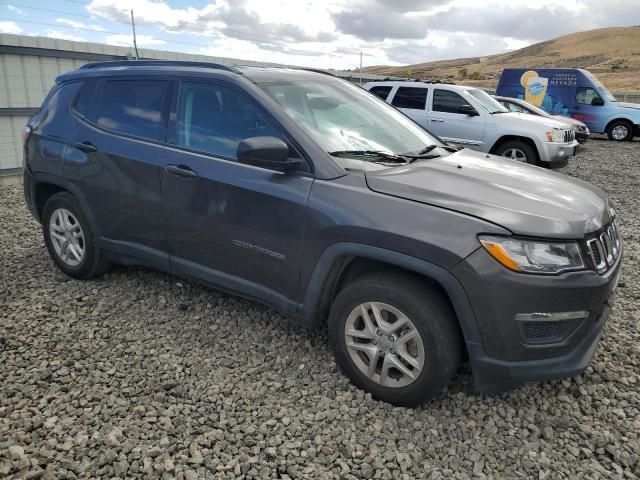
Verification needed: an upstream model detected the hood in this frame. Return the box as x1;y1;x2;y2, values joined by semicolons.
618;102;640;111
503;112;570;129
551;115;587;128
365;149;613;239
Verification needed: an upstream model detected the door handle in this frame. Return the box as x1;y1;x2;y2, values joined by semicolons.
72;141;97;152
430;118;444;122
165;164;199;179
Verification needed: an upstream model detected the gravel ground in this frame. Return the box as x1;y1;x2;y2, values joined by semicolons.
1;137;639;480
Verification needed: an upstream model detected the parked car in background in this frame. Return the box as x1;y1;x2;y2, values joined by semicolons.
496;68;640;141
495;95;590;144
24;61;622;406
365;81;579;167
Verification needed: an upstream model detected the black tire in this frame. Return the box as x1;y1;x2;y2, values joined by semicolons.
328;271;462;407
606;120;634;141
494;140;538;165
42;192;111;279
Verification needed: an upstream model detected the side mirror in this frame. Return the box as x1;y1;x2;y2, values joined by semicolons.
458;104;479;116
237;136;302;172
591;97;605;106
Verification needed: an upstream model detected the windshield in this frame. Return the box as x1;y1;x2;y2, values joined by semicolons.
592;78;616;102
259;79;442;162
466;89;508;113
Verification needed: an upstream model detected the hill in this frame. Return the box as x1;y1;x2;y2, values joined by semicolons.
362;27;640;93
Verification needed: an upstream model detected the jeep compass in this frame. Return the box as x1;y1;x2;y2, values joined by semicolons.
23;61;622;406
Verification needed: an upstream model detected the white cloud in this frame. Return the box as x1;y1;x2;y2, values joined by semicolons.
83;0;640;68
104;33;167;47
7;5;25;15
45;30;86;42
0;20;22;34
56;18;107;32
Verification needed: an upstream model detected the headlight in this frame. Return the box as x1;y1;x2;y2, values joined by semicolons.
546;129;565;143
479;236;584;274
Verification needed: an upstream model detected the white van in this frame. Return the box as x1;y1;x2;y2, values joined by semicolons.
364;81;579;167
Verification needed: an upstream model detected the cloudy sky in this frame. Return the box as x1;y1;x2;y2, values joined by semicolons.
1;0;639;69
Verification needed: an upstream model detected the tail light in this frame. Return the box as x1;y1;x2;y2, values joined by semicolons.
23;125;32;146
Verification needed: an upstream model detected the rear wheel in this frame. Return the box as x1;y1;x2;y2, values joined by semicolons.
328;271;462;406
606;120;634;141
495;140;538;165
42;192;111;279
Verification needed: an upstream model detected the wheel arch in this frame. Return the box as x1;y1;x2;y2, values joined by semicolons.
29;173;100;237
300;243;483;350
605;118;634;133
489;135;540;160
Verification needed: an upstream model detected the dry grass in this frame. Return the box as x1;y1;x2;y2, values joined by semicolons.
363;27;640;93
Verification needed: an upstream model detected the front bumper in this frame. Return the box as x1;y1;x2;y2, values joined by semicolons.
540;140;580;167
453;243;622;393
575;131;589;144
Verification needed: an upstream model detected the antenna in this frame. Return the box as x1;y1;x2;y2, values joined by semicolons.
130;9;140;60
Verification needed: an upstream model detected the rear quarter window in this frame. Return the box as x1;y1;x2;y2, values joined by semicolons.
369;85;393;100
73;81;99;120
95;79;169;141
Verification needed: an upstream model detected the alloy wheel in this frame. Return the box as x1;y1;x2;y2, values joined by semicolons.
344;302;425;388
49;208;85;267
502;148;527;162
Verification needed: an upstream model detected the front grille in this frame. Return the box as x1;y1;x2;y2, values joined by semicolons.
563;129;575;143
586;221;621;274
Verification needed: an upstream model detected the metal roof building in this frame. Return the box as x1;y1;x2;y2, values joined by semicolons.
0;33;400;184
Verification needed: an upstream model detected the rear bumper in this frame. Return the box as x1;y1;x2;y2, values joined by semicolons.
23;165;39;222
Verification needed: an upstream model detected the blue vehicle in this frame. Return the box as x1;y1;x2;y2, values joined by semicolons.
496;68;640;141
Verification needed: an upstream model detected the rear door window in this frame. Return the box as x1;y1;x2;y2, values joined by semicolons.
369;86;393;100
391;87;428;110
177;82;281;159
96;80;169;141
432;89;467;113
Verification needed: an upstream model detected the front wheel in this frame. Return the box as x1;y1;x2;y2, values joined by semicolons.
606;120;634;141
328;272;462;406
495;140;538;165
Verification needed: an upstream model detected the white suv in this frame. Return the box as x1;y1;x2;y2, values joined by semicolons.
364;81;579;167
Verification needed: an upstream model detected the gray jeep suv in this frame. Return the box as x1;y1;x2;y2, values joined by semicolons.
23;61;622;406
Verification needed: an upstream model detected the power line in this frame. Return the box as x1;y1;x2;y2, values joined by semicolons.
0;1;363;58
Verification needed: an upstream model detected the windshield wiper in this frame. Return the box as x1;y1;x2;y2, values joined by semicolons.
328;150;409;163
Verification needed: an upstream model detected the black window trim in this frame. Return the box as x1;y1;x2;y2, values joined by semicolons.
167;78;313;174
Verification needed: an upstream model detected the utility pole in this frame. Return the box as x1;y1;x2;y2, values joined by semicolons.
359;51;363;85
130;9;140;60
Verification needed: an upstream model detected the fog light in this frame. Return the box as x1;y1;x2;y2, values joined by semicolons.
515;311;589;322
558;150;565;157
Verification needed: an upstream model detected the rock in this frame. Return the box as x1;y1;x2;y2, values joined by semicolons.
8;445;25;460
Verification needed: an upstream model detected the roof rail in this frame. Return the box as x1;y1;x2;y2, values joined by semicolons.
295;67;336;77
79;60;239;73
